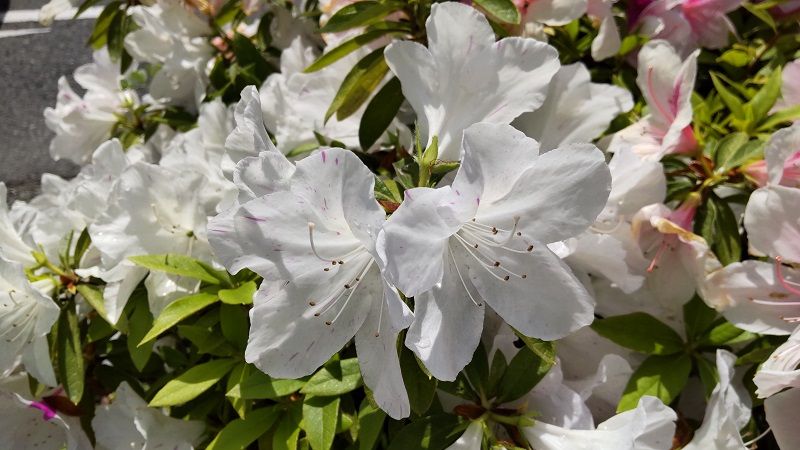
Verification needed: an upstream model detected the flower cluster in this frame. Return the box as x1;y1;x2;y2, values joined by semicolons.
3;0;800;447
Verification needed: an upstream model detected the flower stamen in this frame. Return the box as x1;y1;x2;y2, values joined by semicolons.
776;256;800;295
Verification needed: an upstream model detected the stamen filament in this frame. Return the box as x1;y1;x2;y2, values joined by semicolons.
454;234;526;279
448;246;483;307
647;240;669;273
776;257;800;296
308;222;361;263
327;261;374;325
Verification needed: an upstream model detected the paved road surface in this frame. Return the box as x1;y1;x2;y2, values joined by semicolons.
0;0;97;204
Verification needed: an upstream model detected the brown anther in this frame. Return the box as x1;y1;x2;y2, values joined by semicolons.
324;268;330;271
345;284;351;289
503;276;510;281
521;274;527;279
374;332;380;337
309;302;316;306
325;320;332;325
314;313;321;317
493;261;500;267
332;261;337;265
474;244;478;248
516;231;522;236
338;260;344;265
492;227;498;234
527;245;534;251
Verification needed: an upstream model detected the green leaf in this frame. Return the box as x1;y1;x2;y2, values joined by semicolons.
758;104;800;131
386;414;464;450
374;177;404;204
591;312;685;355
683;295;717;342
139;291;219;345
400;345;439;415
220;304;249;350
511;329;556;365
303;396;340;450
128;254;223;285
149;358;237;407
73;228;92;267
226;363;249;419
87;2;122;49
76;284;120;331
207;406;279;450
301;358;363;396
304;29;404;73
463;341;490;400
226;370;308;399
232;32;271;82
357;399;386;450
711;132;749;171
743;1;777;30
320;2;402;33
494;346;551;404
748;67;783;126
694;355;718;400
127;296;154;372
717;49;751;67
74;0;103;18
700;321;757;346
715;138;765;173
486;349;507;400
695;195;742;266
359;76;405;150
473;0;521;24
106;9;128;62
57;301;84;404
326;47;389;123
618;353;692;412
219;281;257;305
272;405;303;450
711;73;745;121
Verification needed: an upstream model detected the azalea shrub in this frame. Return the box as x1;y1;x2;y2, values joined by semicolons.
3;0;800;448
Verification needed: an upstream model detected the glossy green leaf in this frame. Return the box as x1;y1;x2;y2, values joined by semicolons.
326;47;389;123
748;67;783;125
711;73;745;121
149;358;237;407
511;329;556;365
386;414;464;450
303;395;340;450
694;355;718;400
304;29;404;73
494;346;551;404
359;76;404;150
57;301;84;404
463;341;490;400
127;295;154;372
473;0;521;24
301;358;363;396
227;370;308;399
320;2;402;33
207;405;279;450
618;353;692;412
139;291;219;345
219;281;256;305
700;321;757;346
683;295;718;342
128;254;224;284
357;399;386;450
592;312;685;355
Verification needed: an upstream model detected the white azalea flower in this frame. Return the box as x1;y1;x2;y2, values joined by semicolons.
521;396;676;450
383;123;610;380
609;40;698;160
514;62;633;153
44;49;138;165
764;386;800;448
384;2;560;161
704;260;800;335
0;184;36;267
90;162;213;320
0;257;60;386
754;325;800;397
682;350;751;450
125;0;214;111
0;384;91;450
93;382;205;450
743;126;800;263
160;99;238;214
208;148;413;419
587;0;622;60
260;37;407;152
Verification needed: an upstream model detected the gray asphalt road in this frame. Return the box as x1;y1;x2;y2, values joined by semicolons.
1;0;95;204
